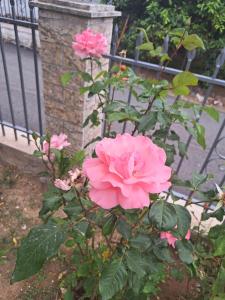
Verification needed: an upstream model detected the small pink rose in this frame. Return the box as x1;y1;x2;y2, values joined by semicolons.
72;29;107;59
160;229;191;248
83;133;172;210
43;133;70;155
54;179;71;191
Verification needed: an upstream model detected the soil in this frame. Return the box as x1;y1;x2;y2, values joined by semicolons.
0;163;65;300
0;162;202;300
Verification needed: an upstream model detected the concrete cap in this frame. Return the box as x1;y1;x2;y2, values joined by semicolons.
31;0;121;18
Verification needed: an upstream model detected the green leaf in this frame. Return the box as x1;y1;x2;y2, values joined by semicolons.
195;123;206;149
176;240;194;264
202;208;225;222
209;223;225;240
63;191;76;202
117;219;132;240
102;215;117;236
63;203;82;219
204;106;220;122
79;71;93;82
212;266;225;296
149;200;177;231
64;289;74;300
60;72;74;87
70;150;86;167
173;71;198;88
99;260;127;300
174;204;191;238
126;250;146;278
191;173;208;190
182;34;205;51
33;150;43;158
214;236;225;256
39;189;62;218
12;223;66;282
173;86;190;96
153;241;174;263
138;112;157;132
137;42;154;51
130;234;152;252
178;141;187;157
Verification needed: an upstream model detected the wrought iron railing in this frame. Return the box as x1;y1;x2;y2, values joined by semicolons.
105;24;225;188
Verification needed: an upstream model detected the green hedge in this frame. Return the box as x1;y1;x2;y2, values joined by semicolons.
103;0;225;77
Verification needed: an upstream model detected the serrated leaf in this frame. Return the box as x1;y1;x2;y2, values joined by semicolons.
60;72;74;87
174;86;190;96
182;34;205;51
195;123;206;149
99;260;127;300
12;223;66;282
70;150;86;167
117;219;132;240
173;71;198;88
149;200;177;231
176;240;194;264
174;204;191;238
138;112;157;132
202;208;225;222
204;106;220;122
153;242;174;263
102;215;117;236
39;190;62;218
130;234;152;252
63;203;82;219
214;236;225;257
191;173;208;190
178;141;187;157
209;223;225;240
126;250;146;278
137;42;154;51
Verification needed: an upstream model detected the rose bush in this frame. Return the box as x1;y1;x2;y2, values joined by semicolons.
11;28;225;300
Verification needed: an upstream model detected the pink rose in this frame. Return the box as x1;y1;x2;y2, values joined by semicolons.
54;179;71;191
83;134;171;210
160;230;191;248
43;133;70;155
72;29;107;59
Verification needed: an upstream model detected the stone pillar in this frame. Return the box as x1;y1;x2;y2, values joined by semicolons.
32;0;120;151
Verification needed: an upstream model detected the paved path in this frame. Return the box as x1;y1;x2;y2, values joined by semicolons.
0;43;224;187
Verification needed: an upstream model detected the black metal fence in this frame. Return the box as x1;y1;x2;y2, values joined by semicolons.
0;0;42;142
0;0;38;21
106;25;225;189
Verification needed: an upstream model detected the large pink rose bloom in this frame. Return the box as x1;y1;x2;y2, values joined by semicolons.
83;134;172;210
72;29;107;59
43;133;70;154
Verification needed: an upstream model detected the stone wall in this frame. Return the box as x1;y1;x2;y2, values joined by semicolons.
35;0;120;152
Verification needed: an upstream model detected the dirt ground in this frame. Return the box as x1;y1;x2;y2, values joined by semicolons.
0;162;201;300
0;163;66;300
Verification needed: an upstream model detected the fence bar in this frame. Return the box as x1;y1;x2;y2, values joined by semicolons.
10;0;30;143
200;118;225;174
102;24;119;136
122;31;143;133
29;2;42;136
176;48;225;174
0;23;18;139
104;54;225;87
0;16;38;28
